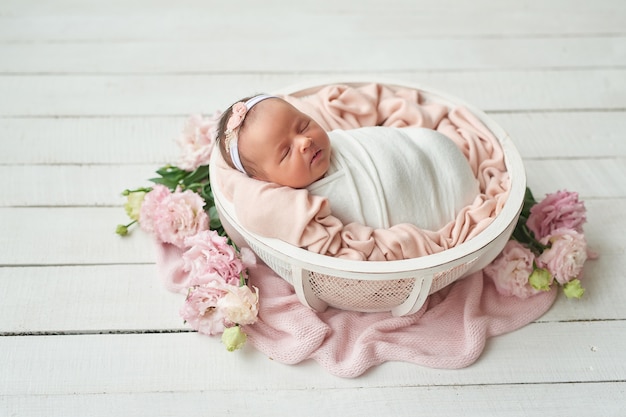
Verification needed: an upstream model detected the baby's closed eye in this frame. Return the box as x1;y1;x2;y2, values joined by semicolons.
300;120;310;133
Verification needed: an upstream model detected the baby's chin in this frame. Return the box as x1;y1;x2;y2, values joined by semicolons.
313;168;329;183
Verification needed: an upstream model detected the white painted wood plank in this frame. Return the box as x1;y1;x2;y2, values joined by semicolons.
0;265;184;333
1;164;159;207
524;158;626;198
1;70;625;116
0;199;619;265
3;37;624;73
0;207;157;265
2;112;625;165
0;321;624;395
1;0;624;41
0;116;183;165
2;158;623;207
1;382;624;417
493;111;626;159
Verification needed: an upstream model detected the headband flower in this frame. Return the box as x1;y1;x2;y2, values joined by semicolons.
224;102;248;154
226;102;248;132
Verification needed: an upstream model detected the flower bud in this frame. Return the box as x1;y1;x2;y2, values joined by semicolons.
528;268;552;291
115;224;129;236
563;279;585;299
221;325;247;352
124;191;146;221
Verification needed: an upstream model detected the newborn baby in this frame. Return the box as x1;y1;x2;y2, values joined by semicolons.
217;94;478;232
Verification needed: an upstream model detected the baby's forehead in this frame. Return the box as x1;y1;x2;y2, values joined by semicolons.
250;98;301;125
242;100;291;141
260;97;298;113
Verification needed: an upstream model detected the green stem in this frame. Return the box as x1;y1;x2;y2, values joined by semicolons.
122;187;153;196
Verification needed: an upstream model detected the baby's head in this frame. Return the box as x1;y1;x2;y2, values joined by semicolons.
217;95;331;189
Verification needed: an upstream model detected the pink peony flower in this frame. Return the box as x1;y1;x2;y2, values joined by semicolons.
219;285;259;326
226;102;247;131
537;228;588;285
484;240;543;298
180;282;229;335
176;113;220;171
138;184;172;233
527;190;586;240
182;230;245;286
151;188;209;248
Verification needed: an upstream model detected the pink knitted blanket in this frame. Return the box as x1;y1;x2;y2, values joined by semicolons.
158;242;556;377
156;83;558;377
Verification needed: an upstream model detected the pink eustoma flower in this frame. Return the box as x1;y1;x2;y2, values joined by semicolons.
151;188;209;248
183;230;245;286
219;284;259;326
527;190;586;240
484;240;543;298
180;282;229;335
176;113;220;172
138;184;172;233
537;228;588;285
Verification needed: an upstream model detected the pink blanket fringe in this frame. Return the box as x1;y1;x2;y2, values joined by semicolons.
155;83;557;378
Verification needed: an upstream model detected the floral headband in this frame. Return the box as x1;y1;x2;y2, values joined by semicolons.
224;94;276;174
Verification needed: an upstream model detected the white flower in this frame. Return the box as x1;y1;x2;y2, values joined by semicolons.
219;285;259;326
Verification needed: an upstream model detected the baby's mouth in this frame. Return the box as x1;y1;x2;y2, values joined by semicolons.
311;149;322;164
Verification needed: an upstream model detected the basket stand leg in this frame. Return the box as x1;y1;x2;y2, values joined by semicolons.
291;266;328;312
391;275;434;317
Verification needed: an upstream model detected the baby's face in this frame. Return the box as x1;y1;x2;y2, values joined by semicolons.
240;98;331;188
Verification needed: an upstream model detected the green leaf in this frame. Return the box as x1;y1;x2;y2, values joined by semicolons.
521;187;537;218
155;166;187;183
182;165;210;186
199;183;213;204
149;177;178;190
209;206;222;228
155;165;184;176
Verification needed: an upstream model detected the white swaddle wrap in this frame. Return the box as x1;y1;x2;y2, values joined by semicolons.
307;127;479;231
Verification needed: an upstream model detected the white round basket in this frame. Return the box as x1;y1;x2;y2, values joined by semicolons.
210;78;526;316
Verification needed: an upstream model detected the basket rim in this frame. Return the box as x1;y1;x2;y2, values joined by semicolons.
211;77;526;275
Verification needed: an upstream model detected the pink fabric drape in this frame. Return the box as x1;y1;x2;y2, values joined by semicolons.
216;84;509;261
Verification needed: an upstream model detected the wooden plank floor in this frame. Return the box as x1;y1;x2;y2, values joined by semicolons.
1;0;625;415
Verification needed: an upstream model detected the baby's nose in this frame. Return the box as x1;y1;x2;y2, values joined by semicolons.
298;136;312;152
